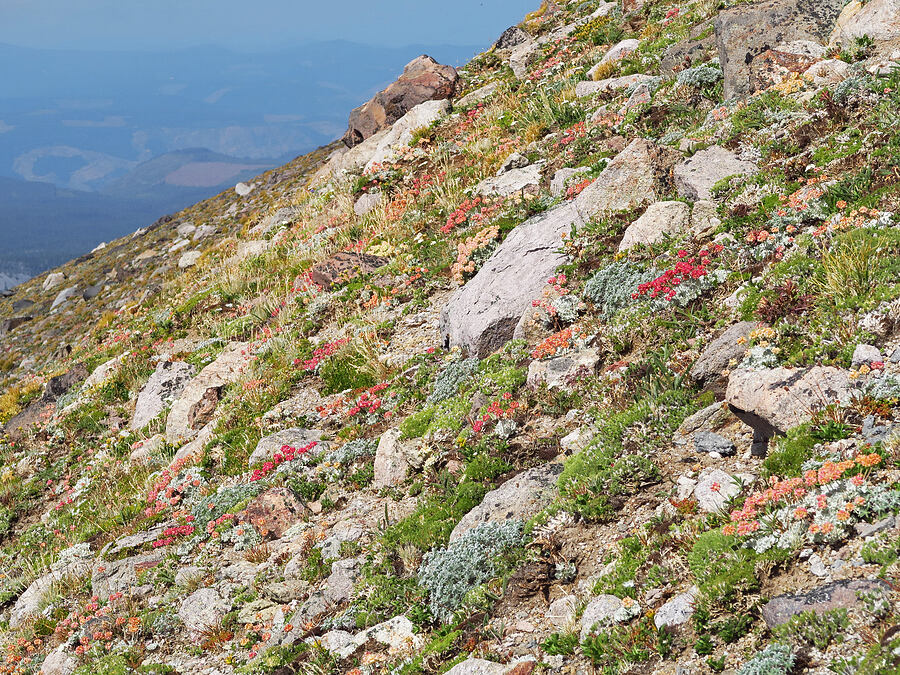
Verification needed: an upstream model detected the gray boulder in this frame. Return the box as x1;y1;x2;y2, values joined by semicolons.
694;431;736;457
527;349;600;391
249;428;325;466
475;164;541;197
762;579;891;628
830;0;900;51
449;464;562;542
674;146;758;201
373;427;423;488
715;0;845;99
654;587;698;628
131;360;196;431
690;321;758;383
618;201;690;251
179;588;229;635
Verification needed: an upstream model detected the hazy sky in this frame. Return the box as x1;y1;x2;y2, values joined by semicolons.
1;0;538;51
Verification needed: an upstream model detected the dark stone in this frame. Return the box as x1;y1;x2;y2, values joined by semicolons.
660;35;715;75
504;560;553;602
343;55;458;147
43;363;89;402
187;386;220;431
0;316;33;336
762;579;891;628
493;26;530;51
749;49;821;92
12;299;34;312
309;251;389;287
690;321;758;385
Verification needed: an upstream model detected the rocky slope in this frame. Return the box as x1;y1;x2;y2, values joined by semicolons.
2;1;900;674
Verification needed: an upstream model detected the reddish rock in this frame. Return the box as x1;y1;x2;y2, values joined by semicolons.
749;49;821;92
342;55;458;147
245;487;307;540
309;251;389;287
762;580;891;628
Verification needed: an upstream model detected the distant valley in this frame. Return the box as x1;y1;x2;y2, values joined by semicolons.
0;40;478;286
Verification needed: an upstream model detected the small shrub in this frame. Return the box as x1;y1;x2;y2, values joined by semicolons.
582;262;653;319
542;631;578;655
418;520;524;621
738;643;795;675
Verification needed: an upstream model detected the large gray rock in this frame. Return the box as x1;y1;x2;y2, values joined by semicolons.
50;286;78;310
830;0;900;51
165;342;250;444
325;557;362;605
40;648;78;675
450;464;562;542
440;202;583;357
576;74;654;97
475;164;542;197
715;0;845;99
674;146;758;201
91;551;163;600
726;366;854;435
131;360;196;431
618;201;690;251
373;427;423;488
179;588;229;635
442;139;673;357
248;428;325;466
574;138;676;217
364;99;451;170
690;321;758;383
11;546;93;628
527;349;600;390
654;587;698;629
762;579;891;628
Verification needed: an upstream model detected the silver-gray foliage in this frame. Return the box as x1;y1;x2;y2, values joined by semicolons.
582;262;653;319
427;358;479;404
419;520;524;621
738;643;795;675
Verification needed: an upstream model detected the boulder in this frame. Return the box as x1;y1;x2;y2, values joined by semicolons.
50;286;78;310
510;41;541;79
245;487;307;540
527;349;600;390
364;98;451;170
165;342;250;444
576;74;654;97
354;191;382;217
373;427;423;488
446;660;508;675
715;0;845;99
474;164;542;197
601;39;640;64
325;557;362;605
545;594;578;630
690;200;722;238
457;81;500;108
493;26;530;51
179;588;229;635
654;587;698;629
309;251;389;287
830;0;900;51
249;428;324;466
235;182;255;197
694;431;736;457
440;203;583;357
574;138;677;217
343;55;458;147
442;139;673;357
11;546;93;628
0;316;33;336
762;579;891;628
726;366;854;435
690;321;758;383
674;146;758;201
851;344;882;368
694;469;741;513
449;464;562;542
498;152;530;174
131;360;195;431
91;551;163;600
178;251;202;269
550;167;589;197
43;272;66;291
40;648;77;675
618;201;690;251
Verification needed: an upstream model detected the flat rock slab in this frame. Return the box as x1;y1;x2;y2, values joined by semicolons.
450;464;562;542
475;164;542;197
618;201;690;251
726;366;854;435
762;579;891;628
131;360;196;431
527;349;601;390
310;251;389;287
674;146;758;201
249;428;325;466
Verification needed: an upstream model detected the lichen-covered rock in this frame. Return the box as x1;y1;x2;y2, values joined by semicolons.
91;551;164;601
830;0;900;51
178;588;229;635
245;487;307;540
11;546;93;628
475;164;542;197
762;579;891;627
654;587;698;628
715;0;845;99
449;464;562;542
248;428;324;466
309;251;389;287
618;201;690;251
726;366;854;435
131;360;196;431
674;146;758;201
373;427;424;488
690;321;758;384
694;468;741;513
165;342;250;445
527;349;600;391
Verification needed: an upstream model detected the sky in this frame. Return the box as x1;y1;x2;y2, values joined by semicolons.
0;0;539;51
